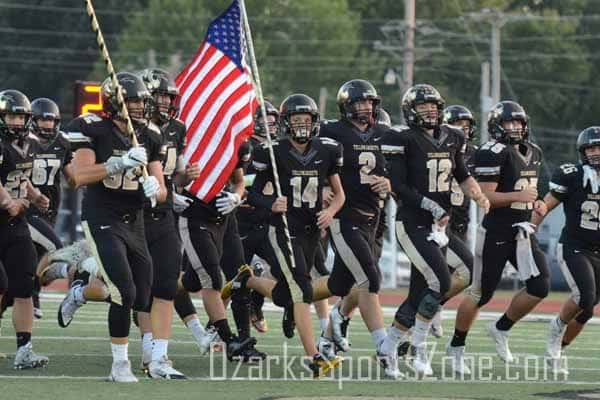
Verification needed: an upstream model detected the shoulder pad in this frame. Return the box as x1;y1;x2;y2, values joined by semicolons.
319;136;340;147
480;140;506;154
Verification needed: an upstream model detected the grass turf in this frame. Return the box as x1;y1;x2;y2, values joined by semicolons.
0;295;598;400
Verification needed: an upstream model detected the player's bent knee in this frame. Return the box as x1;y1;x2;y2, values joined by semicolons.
327;279;352;298
152;280;178;302
525;275;549;299
577;291;596;313
417;290;441;319
576;307;594;324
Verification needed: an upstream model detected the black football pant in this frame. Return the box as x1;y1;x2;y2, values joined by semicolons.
470;226;549;308
85;212;153;338
557;243;600;323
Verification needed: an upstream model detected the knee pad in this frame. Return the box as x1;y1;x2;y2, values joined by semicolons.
394;301;417;329
181;270;203;293
525;275;549;299
116;284;136;310
174;290;197;320
575;291;595;312
108;303;131;338
272;281;292;308
327;278;352;298
8;275;34;299
417;289;441;320
576;307;594;324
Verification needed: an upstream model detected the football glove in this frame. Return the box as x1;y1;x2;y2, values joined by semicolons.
215;191;242;215
104;146;148;176
420;197;448;221
172;192;193;213
141;175;160;199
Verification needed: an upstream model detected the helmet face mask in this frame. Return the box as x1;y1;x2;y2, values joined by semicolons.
102;72;152;126
139;68;179;124
337;79;381;126
0;89;32;141
402;84;445;130
254;101;280;138
30;98;61;140
577;127;600;170
443;104;476;140
280;94;320;144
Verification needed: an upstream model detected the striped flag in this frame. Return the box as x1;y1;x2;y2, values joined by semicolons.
175;0;257;202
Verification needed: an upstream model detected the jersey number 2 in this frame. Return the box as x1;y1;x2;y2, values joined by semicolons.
427;159;452;193
103;157;139;191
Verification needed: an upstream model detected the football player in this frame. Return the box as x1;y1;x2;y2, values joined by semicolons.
0;89;49;369
379;85;489;375
64;72;167;382
446;101;549;374
531;127;600;374
132;68;189;378
222;93;345;377
26;98;73;319
314;80;400;378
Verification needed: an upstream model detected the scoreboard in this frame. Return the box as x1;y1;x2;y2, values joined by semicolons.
73;81;102;118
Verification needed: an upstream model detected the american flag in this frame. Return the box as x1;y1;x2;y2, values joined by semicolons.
175;0;257;202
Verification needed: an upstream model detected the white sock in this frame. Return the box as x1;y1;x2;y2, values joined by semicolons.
111;343;128;362
319;318;329;332
152;339;168;362
186;318;207;342
380;326;409;355
370;328;387;349
412;319;431;348
142;332;153;363
555;316;567;331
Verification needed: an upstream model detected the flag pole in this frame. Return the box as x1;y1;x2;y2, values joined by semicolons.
239;0;296;269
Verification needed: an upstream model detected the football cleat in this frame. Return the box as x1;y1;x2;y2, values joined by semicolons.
329;304;350;352
376;349;404;379
13;343;49;370
317;335;336;360
250;305;268;333
239;344;267;364
196;326;219;355
282;305;295;338
445;342;471;375
309;353;341;379
226;336;257;362
108;360;138;383
57;280;85;328
148;356;187;380
413;345;433;376
221;264;254;300
487;322;514;363
429;308;443;338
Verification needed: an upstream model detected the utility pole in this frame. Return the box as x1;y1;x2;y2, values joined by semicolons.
402;0;415;95
490;20;503;104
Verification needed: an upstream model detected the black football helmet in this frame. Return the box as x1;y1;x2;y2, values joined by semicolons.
577;126;600;169
101;72;151;124
443;105;476;140
376;108;391;128
30;98;61;139
138;68;179;123
401;84;445;129
254;100;280;137
0;89;32;141
280;94;319;144
487;101;529;144
337;79;381;125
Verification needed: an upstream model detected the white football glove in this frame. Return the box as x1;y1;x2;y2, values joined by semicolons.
105;146;148;176
215;191;242;215
583;164;599;194
427;223;449;247
141;175;160;199
172;192;193;213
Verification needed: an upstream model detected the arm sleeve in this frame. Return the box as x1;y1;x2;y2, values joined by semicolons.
247;146;276;209
381;133;424;208
453;134;470;184
549;164;575;201
63;116;95;151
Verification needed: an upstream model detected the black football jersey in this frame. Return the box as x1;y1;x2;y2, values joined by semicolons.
475;140;543;235
319;120;387;216
181;141;252;220
450;143;478;231
0;137;39;222
64;113;162;221
29;132;73;217
149;118;186;212
237;136;273;226
549;163;600;247
382;124;470;226
249;137;343;230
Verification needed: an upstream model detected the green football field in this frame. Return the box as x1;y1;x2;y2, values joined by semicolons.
0;294;599;400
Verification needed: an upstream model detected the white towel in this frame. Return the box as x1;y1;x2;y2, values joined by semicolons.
427;223;449;248
512;222;540;281
583;164;600;194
